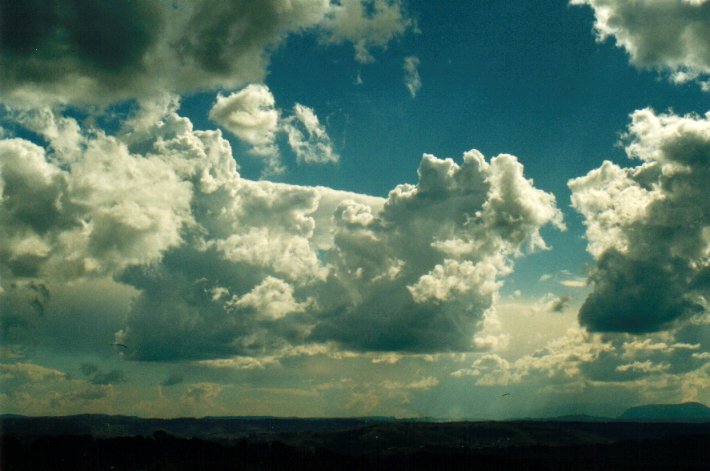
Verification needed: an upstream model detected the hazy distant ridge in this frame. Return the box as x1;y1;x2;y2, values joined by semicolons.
618;402;710;422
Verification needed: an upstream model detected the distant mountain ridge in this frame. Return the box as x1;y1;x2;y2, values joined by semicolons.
618;402;710;422
2;402;709;435
0;413;399;440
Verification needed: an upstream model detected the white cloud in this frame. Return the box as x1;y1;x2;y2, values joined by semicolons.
283;103;339;164
403;55;421;97
320;0;412;63
312;150;563;352
383;376;439;390
0;115;193;281
198;356;280;370
534;293;573;314
572;0;710;90
1;101;562;362
447;318;710;400
570;109;710;333
228;276;310;320
214;228;324;281
210;86;338;172
370;352;403;364
408;259;499;304
616;360;670;374
621;338;671;358
451;354;514;386
209;84;282;173
559;279;587;288
0;362;65;383
0;360;128;415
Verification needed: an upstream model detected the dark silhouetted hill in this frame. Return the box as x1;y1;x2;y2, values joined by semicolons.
2;426;710;470
3;414;710;470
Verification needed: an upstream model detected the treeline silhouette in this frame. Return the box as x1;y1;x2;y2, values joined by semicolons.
2;429;710;471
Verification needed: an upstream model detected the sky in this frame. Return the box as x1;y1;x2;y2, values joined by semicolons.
2;0;710;420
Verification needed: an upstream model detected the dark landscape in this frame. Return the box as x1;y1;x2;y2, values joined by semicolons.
2;403;710;470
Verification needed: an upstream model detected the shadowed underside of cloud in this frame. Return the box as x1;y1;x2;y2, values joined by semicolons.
311;151;564;351
0;0;412;105
0;98;562;360
570;109;710;333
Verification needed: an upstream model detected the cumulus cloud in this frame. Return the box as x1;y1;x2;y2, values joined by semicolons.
209;84;282;173
615;360;670;374
454;328;612;386
382;376;439;391
403;55;421;97
570;109;710;333
0;360;124;414
119;148;561;359
0;0;411;105
320;0;412;63
283;104;339;165
312;150;563;352
449;321;710;403
540;293;573;313
0;362;65;383
451;353;514;386
572;0;710;90
227;276;311;320
0;111;193;283
1;98;561;362
209;85;338;172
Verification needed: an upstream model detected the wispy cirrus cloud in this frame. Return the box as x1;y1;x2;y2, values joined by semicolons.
403;55;421;97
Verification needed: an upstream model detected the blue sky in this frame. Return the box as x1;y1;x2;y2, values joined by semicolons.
2;0;710;419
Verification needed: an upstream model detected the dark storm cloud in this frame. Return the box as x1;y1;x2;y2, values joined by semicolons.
312;283;484;352
79;363;126;385
179;0;303;74
0;279;135;355
80;363;99;376
115;249;298;361
90;368;126;385
0;0;306;104
0;0;162;102
74;387;110;401
0;0;412;105
579;250;701;333
0;0;158;68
